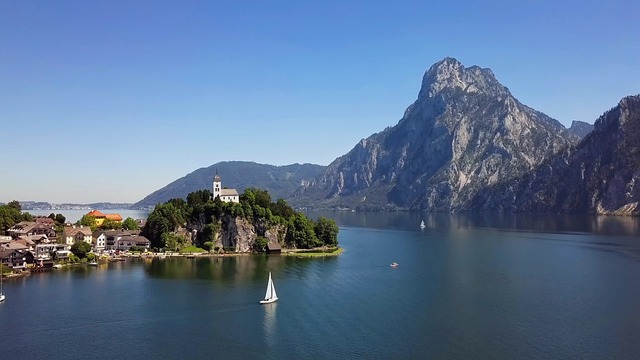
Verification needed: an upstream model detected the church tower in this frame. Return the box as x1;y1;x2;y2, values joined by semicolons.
212;174;221;200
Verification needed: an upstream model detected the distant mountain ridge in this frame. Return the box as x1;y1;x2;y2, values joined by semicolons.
292;57;581;211
131;161;325;209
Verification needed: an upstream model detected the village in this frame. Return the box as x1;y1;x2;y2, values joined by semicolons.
0;210;150;275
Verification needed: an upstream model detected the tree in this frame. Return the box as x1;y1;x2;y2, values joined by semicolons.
142;202;186;249
187;190;212;207
7;200;21;211
0;202;25;232
100;219;122;230
55;214;66;224
254;236;268;252
77;214;97;231
270;198;294;218
200;223;218;247
122;217;139;230
285;213;319;249
314;217;339;246
70;241;92;259
161;233;176;251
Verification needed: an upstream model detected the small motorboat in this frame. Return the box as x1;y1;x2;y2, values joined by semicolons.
390;262;399;267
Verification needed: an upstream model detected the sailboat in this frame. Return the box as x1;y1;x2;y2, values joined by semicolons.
0;267;5;302
420;220;426;229
260;272;278;304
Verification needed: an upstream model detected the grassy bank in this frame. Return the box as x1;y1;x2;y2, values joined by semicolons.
282;247;343;257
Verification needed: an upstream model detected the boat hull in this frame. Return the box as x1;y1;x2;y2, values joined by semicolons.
260;297;278;304
0;294;5;302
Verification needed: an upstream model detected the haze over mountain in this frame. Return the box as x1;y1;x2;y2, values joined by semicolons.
131;161;325;209
292;58;581;211
472;95;640;214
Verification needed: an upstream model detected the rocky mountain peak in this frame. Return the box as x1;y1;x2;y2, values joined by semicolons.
419;57;509;99
295;58;579;211
567;120;594;138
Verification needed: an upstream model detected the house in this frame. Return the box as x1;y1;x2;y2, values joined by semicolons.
114;235;150;251
98;230;141;251
92;230;107;252
62;225;93;246
6;221;37;238
34;244;69;260
0;236;12;249
6;241;29;251
86;210;123;226
34;216;55;226
105;213;123;222
25;234;51;245
31;222;56;238
7;221;55;238
0;248;34;270
34;258;54;269
266;242;282;254
212;175;239;203
15;237;36;251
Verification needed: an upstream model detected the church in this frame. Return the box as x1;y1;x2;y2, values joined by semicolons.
212;174;239;203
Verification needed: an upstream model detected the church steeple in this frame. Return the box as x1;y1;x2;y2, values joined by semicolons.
212;171;221;199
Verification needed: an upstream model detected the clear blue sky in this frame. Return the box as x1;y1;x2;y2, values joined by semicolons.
1;0;638;204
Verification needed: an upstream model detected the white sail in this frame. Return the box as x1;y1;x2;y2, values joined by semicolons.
260;272;278;304
264;272;273;299
420;220;426;229
270;277;277;299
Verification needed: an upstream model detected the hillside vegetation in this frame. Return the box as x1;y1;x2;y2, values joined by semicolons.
142;188;338;252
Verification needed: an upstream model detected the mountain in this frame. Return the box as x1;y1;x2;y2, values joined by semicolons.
132;161;325;209
471;95;640;214
567;120;594;138
292;57;580;211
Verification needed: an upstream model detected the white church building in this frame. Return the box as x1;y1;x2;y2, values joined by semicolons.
212;175;239;203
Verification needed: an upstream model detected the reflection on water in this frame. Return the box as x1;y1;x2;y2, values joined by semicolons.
263;302;277;346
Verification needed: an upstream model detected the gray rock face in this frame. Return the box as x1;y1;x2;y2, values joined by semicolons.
218;215;286;252
295;58;579;211
568;120;594;138
472;95;640;214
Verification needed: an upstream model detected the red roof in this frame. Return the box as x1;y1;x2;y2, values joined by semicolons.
105;214;123;221
87;210;106;218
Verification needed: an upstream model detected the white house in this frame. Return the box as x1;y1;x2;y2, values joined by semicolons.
114;235;150;251
212;175;239;203
92;231;108;252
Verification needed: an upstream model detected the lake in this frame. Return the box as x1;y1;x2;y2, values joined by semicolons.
1;212;640;359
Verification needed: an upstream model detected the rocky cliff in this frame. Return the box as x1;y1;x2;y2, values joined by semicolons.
293;58;579;211
472;95;640;214
217;215;285;252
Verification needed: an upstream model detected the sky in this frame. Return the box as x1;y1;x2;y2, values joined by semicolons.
1;0;639;204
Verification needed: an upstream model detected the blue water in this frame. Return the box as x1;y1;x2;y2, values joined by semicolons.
1;213;640;359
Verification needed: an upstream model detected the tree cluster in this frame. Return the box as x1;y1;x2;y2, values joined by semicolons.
142;188;339;251
0;201;33;232
76;215;140;232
